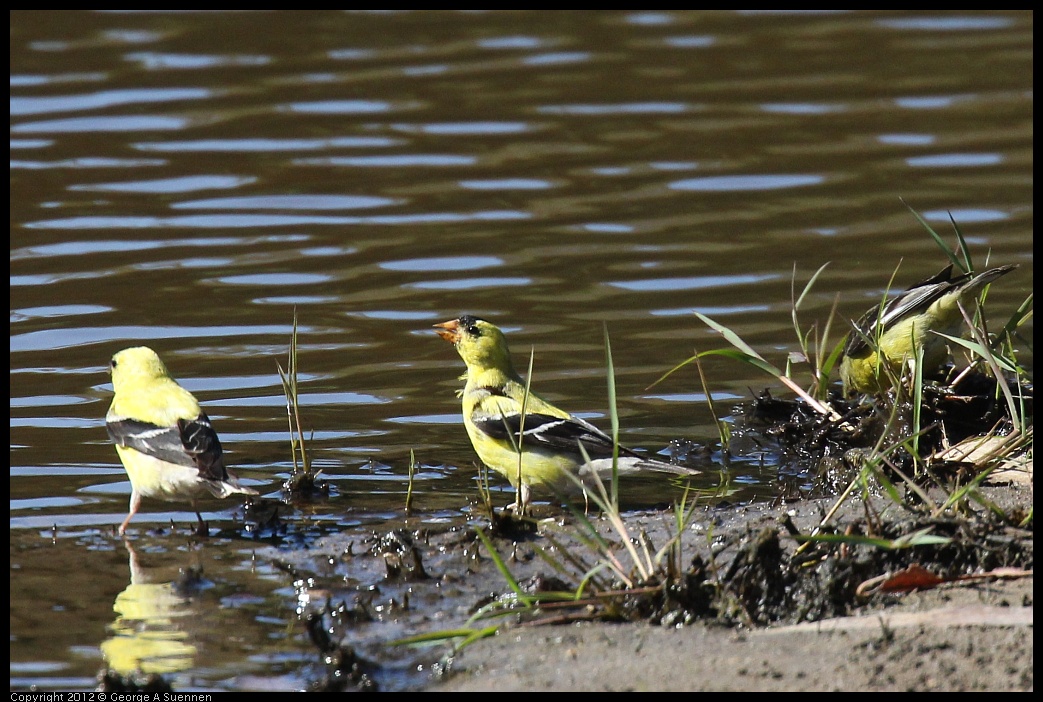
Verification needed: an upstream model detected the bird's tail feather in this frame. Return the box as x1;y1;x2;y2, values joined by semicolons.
204;476;259;498
586;456;700;479
963;264;1018;296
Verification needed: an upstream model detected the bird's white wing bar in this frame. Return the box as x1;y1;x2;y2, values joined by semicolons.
106;417;197;468
472;410;628;460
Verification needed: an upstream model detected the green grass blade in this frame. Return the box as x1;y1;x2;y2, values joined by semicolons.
475;526;531;603
793;529;951;550
933;332;1019;374
695;312;775;367
901;198;970;273
697;348;782;378
391;625;500;648
603;323;620;508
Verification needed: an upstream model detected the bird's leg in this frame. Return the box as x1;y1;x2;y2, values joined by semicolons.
119;490;142;536
503;483;532;516
194;508;209;537
518;483;531;515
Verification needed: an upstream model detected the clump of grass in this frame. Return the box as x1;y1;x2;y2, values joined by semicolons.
277;308;326;497
788;262;846;403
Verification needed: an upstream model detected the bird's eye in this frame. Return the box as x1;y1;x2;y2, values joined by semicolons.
467;323;481;337
110;359;117;368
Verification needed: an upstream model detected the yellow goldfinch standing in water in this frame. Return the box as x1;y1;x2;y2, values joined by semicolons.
839;263;1017;395
435;316;699;511
106;346;257;536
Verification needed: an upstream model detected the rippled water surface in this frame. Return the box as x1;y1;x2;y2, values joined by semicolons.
10;10;1033;691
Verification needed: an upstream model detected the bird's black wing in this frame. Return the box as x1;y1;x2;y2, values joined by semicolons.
473;410;638;461
844;264;971;356
107;413;226;480
177;413;227;481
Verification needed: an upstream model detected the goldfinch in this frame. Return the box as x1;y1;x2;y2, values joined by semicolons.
839;263;1017;395
106;346;257;535
435;315;699;511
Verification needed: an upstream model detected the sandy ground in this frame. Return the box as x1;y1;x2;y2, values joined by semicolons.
431;577;1032;692
428;479;1033;692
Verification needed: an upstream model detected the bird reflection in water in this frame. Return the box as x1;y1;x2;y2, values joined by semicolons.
100;540;202;676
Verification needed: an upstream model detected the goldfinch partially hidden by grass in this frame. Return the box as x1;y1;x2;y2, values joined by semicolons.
106;346;257;536
839;263;1017;396
435;315;699;511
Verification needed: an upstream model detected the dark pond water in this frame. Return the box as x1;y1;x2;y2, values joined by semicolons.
10;10;1032;691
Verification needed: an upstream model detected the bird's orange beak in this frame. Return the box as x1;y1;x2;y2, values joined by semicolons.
434;319;461;344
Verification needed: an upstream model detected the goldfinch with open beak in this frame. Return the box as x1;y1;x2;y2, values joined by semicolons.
105;346;257;535
839;263;1017;395
435;316;698;511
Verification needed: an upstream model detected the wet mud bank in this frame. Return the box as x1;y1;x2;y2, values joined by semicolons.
255;467;1031;691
